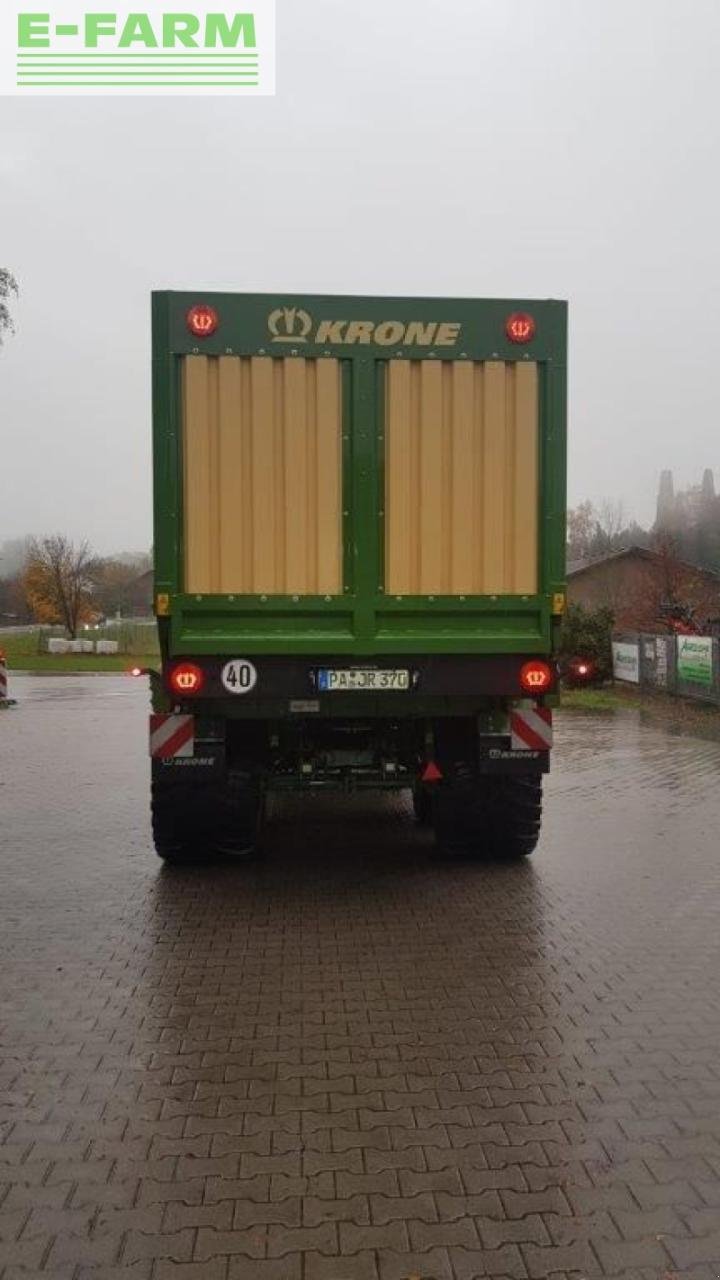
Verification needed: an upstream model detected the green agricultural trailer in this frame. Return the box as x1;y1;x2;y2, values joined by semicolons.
148;291;567;861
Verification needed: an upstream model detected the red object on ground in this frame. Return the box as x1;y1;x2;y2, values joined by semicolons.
421;761;443;782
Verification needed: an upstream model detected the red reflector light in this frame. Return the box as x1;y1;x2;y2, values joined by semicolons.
421;761;443;783
567;656;596;683
168;662;205;696
520;659;553;693
186;304;219;338
506;312;536;344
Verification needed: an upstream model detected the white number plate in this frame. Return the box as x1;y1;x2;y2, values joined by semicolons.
318;668;410;692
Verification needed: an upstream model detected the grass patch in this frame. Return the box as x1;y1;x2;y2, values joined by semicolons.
1;625;159;672
3;653;159;673
560;682;720;742
560;685;641;711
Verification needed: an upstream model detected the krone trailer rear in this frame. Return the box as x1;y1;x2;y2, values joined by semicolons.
148;292;567;860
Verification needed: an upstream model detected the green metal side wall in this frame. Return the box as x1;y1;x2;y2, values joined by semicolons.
152;292;567;657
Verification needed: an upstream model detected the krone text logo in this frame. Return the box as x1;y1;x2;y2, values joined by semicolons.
267;308;462;348
0;0;275;95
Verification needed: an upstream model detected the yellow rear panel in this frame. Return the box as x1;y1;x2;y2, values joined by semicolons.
182;356;342;595
385;360;538;595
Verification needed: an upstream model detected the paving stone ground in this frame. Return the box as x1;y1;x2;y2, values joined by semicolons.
2;677;720;1279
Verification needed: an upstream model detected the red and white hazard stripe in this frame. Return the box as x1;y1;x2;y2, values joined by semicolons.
510;705;553;752
149;713;194;759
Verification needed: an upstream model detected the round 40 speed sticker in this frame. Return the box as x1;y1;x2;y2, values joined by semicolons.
221;659;258;695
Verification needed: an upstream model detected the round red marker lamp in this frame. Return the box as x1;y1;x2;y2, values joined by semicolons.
168;662;205;696
505;312;536;344
519;659;553;694
186;304;219;338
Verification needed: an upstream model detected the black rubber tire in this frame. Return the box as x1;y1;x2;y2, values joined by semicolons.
432;769;542;859
412;784;433;825
152;770;261;863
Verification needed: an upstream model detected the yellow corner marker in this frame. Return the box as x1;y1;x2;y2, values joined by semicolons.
156;593;171;617
552;592;566;616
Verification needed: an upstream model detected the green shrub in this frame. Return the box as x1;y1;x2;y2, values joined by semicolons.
558;603;614;683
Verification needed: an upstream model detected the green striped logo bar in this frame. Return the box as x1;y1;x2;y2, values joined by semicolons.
2;2;275;94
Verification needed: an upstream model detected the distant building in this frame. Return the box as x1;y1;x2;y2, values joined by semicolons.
655;467;717;530
567;546;720;632
656;470;675;528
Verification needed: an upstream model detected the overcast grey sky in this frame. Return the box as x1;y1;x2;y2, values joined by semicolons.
2;0;719;553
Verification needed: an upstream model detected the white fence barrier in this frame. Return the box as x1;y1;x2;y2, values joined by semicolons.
614;632;720;705
45;637;122;655
612;640;641;684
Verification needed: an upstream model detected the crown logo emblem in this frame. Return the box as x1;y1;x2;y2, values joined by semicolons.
523;669;547;688
268;307;313;343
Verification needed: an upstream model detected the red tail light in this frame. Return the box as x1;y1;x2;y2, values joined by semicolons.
506;312;536;344
168;662;205;696
186;304;219;338
520;659;553;693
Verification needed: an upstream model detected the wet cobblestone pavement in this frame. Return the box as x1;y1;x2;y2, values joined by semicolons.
2;676;720;1279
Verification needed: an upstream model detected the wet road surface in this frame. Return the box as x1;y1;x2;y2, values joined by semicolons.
1;676;720;1279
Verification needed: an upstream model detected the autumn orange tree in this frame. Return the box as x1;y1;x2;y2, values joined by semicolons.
23;536;98;638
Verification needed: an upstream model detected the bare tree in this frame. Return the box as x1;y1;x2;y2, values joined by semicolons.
0;269;18;346
23;536;98;638
566;501;596;562
596;498;627;542
567;497;646;564
90;556;150;617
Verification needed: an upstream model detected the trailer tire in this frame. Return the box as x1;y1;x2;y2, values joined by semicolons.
412;784;433;825
214;770;262;859
151;771;261;863
433;770;542;859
